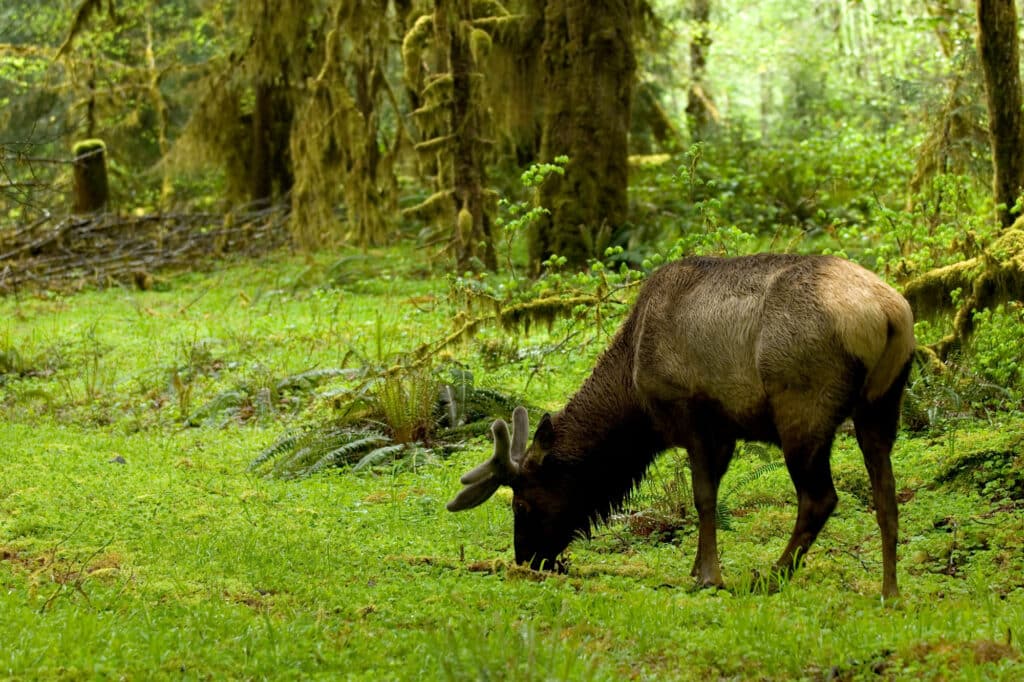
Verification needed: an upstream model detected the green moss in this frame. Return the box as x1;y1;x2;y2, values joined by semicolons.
72;138;106;156
903;258;984;316
904;226;1024;359
470;27;492;63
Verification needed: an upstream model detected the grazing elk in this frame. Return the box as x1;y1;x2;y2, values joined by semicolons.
448;254;915;597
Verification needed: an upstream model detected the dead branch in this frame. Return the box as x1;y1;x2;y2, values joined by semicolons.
0;205;292;295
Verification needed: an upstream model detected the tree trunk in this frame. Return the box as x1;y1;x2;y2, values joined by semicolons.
443;0;497;270
977;0;1024;227
72;139;109;214
250;80;293;205
532;0;635;270
251;81;274;204
685;0;718;141
899;0;1024;361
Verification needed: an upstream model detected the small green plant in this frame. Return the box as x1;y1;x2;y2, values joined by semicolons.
0;345;24;376
373;368;440;444
934;446;1024;505
54;324;117;407
620;448;692;540
902;359;1017;433
969;303;1024;396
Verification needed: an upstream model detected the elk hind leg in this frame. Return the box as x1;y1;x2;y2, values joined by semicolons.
774;433;839;581
853;362;910;599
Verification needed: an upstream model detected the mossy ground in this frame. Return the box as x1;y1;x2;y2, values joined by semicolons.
1;249;1022;680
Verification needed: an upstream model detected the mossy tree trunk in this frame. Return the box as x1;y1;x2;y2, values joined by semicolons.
72;139;109;214
531;0;636;270
977;0;1024;227
289;1;400;249
685;0;718;141
441;0;497;271
251;80;293;205
403;1;505;270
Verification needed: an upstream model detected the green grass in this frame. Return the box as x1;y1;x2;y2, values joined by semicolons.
1;249;1022;680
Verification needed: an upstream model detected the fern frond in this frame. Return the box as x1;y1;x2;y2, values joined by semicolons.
305;432;392;476
722;461;787;499
715;500;734;531
249;431;305;471
353;443;408;471
187;389;245;426
716;461;787;530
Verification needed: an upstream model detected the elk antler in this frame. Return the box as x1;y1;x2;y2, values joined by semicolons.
509;405;529;465
446;407;530;512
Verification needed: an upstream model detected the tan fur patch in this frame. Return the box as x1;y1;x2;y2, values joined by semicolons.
818;258;916;401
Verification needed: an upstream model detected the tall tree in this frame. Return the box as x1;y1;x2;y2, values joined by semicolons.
685;0;718;140
900;0;1024;360
531;0;636;270
402;1;523;270
289;1;401;248
443;0;497;270
977;0;1024;227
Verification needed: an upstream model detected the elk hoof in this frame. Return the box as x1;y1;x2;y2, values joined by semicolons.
689;575;726;592
749;568;787;594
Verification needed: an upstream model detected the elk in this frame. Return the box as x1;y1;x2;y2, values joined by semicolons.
447;254;915;597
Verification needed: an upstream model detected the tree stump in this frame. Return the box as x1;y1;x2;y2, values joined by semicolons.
72;139;109;214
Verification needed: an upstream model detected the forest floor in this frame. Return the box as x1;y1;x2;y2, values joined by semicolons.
1;248;1022;680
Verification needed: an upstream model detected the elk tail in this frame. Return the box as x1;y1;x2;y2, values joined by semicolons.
863;295;916;403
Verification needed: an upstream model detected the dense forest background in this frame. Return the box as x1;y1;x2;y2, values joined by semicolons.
2;0;1023;396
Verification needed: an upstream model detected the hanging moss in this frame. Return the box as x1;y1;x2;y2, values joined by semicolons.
288;1;402;247
470;27;493;62
402;14;436;88
401;0;510;270
496;295;599;333
170;1;402;247
402;189;456;223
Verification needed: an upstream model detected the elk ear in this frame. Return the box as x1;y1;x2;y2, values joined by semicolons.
535;412;555;450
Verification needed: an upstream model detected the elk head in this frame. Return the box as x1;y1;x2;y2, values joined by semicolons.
447;406;585;571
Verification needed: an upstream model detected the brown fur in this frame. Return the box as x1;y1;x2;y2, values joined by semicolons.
450;254;915;596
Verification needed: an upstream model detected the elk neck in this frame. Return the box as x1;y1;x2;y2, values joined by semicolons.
553;323;667;524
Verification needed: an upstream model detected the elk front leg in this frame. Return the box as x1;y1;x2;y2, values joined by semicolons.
688;434;735;588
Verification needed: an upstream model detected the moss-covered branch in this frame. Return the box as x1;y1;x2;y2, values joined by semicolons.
903;226;1024;358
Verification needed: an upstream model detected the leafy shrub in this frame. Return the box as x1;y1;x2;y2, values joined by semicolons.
969;303;1024;395
249;425;418;479
634;119;917;248
934;447;1024;505
901;364;1015;433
